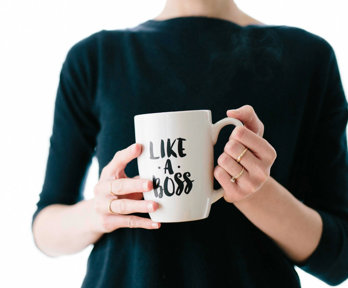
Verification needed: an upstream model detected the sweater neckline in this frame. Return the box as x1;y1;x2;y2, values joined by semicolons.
139;15;246;30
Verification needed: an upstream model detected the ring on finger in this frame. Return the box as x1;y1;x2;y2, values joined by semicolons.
231;166;245;183
236;147;248;163
108;198;118;214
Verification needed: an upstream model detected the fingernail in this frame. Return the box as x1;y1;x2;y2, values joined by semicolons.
152;222;160;228
143;181;149;190
148;203;154;212
152;202;158;211
228;109;237;113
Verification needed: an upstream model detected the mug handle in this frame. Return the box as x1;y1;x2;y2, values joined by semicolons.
210;117;244;204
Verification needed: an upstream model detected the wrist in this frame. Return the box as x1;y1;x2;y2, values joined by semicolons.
75;199;104;240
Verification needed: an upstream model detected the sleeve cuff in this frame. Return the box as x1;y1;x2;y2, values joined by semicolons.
295;209;346;285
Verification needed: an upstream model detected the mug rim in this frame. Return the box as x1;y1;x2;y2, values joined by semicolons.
134;109;211;119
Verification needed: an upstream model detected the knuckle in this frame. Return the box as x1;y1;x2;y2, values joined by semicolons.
245;104;255;115
265;147;277;164
222;153;230;165
231;140;239;152
233;126;244;138
138;218;146;228
113;180;123;194
259;122;265;135
213;168;219;178
128;216;136;228
218;153;227;166
147;221;155;229
224;141;232;153
214;166;222;178
255;167;268;183
242;105;255;122
245;104;254;111
265;166;271;176
272;147;277;161
117;199;127;214
100;215;112;232
225;140;238;154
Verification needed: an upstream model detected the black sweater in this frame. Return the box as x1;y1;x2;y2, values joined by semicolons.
32;16;348;287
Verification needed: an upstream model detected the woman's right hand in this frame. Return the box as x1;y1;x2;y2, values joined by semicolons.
91;143;161;234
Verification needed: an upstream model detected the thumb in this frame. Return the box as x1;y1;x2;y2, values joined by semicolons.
101;143;143;179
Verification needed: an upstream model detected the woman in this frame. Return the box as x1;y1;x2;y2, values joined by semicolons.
32;0;348;287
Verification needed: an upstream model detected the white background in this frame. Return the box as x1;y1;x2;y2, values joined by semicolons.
1;0;347;287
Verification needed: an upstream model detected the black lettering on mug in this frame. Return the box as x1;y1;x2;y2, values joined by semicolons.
149;137;194;198
174;172;184;195
166;139;177;158
164;159;174;175
183;172;194;194
163;177;175;196
153;176;163;198
150;141;159;160
177;138;187;157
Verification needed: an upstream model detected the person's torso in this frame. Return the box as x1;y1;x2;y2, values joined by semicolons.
81;16;326;287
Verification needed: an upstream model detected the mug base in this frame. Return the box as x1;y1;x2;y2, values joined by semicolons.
149;214;209;223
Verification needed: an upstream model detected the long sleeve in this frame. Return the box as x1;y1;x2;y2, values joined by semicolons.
294;44;348;285
32;34;100;227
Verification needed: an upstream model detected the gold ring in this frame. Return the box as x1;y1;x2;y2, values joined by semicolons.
236;147;248;163
231;167;245;183
108;198;117;214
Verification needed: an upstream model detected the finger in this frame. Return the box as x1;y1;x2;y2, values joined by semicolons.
223;139;261;171
216;153;253;192
112;178;153;195
97;178;153;196
120;177;143;199
109;199;159;215
227;105;264;136
109;215;161;230
213;166;247;203
218;150;266;193
217;152;249;177
230;126;276;162
118;175;143;199
102;143;142;179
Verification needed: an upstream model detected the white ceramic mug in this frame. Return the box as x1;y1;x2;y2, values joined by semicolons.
134;110;243;223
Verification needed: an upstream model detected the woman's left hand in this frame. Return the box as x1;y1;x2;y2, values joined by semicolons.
214;105;277;203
